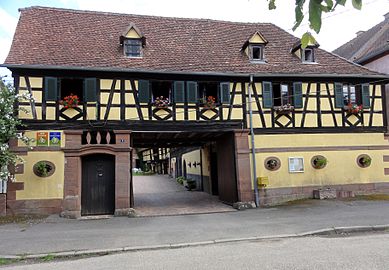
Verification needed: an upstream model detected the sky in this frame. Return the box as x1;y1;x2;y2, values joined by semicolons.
0;0;388;81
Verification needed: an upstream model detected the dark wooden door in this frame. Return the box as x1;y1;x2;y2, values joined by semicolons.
81;154;115;216
216;132;238;204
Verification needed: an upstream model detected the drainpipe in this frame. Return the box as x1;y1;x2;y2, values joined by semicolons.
248;75;260;207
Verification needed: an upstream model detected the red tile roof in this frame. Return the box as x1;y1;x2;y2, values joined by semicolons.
3;6;381;76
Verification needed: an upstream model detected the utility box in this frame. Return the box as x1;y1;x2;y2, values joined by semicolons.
257;176;269;187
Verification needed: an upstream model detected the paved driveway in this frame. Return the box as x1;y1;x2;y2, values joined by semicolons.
133;174;235;216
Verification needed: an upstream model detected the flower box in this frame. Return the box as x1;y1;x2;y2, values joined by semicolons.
153;96;170;108
273;104;294;115
59;94;80;109
344;103;363;115
201;96;217;109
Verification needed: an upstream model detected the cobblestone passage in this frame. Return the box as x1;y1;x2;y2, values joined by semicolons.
133;175;235;216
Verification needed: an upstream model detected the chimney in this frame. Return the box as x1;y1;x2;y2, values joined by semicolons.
356;30;365;36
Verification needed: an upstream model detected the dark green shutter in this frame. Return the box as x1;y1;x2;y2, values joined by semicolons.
361;84;370;108
262;81;273;108
174;81;185;103
293;82;303;108
334;83;343;108
83;78;97;102
186;81;198;103
45;77;58;101
138;80;150;103
220;82;230;104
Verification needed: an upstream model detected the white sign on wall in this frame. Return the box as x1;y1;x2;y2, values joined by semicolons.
288;157;304;173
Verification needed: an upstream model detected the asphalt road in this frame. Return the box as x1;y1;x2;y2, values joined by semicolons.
6;233;389;270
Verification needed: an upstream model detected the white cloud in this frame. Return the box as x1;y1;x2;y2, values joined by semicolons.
0;7;18;38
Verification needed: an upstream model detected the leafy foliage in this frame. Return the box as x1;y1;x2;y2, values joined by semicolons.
267;0;363;48
0;78;33;183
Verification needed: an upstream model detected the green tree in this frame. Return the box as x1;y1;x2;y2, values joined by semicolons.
0;78;32;184
267;0;363;47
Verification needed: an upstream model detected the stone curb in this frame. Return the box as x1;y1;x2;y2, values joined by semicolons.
1;224;388;260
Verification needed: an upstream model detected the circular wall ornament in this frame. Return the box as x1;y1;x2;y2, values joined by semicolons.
311;155;327;169
264;157;281;171
357;154;371;168
33;161;56;178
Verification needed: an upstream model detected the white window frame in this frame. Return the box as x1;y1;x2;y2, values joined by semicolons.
302;48;315;63
249;44;264;61
288;157;304;173
342;84;357;105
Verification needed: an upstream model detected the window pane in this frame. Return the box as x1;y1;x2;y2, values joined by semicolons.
252;46;262;60
124;39;142;57
281;84;289;105
350;85;356;104
343;85;349;105
304;49;313;62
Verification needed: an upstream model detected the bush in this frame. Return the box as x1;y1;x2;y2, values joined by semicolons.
176;176;185;185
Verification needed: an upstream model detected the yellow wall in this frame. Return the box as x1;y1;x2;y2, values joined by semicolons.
16;151;64;200
251;133;389;189
17;76;384;127
182;149;201;176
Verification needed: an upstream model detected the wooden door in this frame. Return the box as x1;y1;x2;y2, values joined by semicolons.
81;154;115;216
216;132;238;204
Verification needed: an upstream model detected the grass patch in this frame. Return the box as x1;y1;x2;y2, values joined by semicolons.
0;214;47;225
41;254;55;262
0;258;19;266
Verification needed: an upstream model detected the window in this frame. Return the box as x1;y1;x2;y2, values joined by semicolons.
262;82;303;109
335;83;370;108
342;84;357;105
152;81;172;102
199;82;218;103
124;39;142;57
272;84;290;106
302;48;315;63
198;82;230;104
250;45;264;61
288;157;304;173
61;78;83;99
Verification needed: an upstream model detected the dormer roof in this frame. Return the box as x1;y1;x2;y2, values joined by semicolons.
119;23;146;46
241;31;268;51
290;40;320;54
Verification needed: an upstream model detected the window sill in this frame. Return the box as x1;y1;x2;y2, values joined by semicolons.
250;59;267;64
302;61;318;65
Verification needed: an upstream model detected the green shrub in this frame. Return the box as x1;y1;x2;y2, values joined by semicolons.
176;176;185;185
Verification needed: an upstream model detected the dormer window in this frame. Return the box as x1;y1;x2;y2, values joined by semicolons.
242;31;268;63
302;48;315;63
120;23;146;58
124;39;142;57
250;45;264;61
291;40;319;64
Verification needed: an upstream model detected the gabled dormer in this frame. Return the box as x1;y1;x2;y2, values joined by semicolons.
290;40;319;64
120;23;146;58
241;31;268;62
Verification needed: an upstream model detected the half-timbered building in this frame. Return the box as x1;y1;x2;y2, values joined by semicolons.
2;6;389;217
